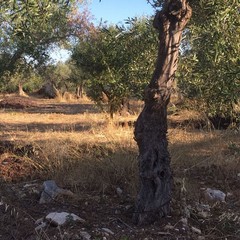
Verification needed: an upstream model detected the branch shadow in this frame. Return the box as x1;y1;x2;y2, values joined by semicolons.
0;122;93;133
2;103;99;115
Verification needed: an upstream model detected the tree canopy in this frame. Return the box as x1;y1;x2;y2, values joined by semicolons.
177;0;240;121
0;0;90;74
71;17;158;116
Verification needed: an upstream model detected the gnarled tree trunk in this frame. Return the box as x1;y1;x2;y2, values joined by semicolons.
119;97;130;116
133;0;192;225
76;84;84;98
18;83;28;97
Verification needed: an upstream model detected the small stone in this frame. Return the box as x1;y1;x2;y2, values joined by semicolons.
125;205;132;210
191;226;202;234
198;237;205;240
197;211;210;219
164;224;174;230
19;193;27;198
102;228;114;235
35;222;47;231
32;188;40;195
196;204;210;212
116;187;123;196
39;180;74;204
35;217;44;225
23;183;39;188
46;212;85;226
115;209;121;214
203;188;226;203
79;231;91;240
196;204;211;219
227;192;233;198
157;231;171;235
181;217;188;227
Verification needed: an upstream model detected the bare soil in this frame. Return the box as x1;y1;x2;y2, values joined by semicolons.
0;95;240;240
0;95;98;114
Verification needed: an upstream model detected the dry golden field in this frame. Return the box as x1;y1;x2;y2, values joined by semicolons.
0;95;239;239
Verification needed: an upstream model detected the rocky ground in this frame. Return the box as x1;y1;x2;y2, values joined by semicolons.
1;166;240;240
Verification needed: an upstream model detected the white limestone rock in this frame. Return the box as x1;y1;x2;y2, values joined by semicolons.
204;188;226;203
39;180;73;204
45;212;85;226
79;231;91;240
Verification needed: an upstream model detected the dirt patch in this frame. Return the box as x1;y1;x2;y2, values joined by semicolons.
0;95;98;115
0;96;39;109
0;143;240;239
0;166;240;240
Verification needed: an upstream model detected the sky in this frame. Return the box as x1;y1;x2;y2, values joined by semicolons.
51;0;155;63
88;0;155;25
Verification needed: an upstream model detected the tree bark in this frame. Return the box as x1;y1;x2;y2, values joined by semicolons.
76;84;84;98
133;0;192;225
18;83;28;97
119;97;130;116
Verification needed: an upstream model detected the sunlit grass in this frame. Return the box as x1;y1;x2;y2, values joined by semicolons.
0;99;239;195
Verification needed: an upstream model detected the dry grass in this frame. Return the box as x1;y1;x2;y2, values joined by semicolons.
1;98;240;240
0;101;139;194
170;128;240;169
0;98;239;196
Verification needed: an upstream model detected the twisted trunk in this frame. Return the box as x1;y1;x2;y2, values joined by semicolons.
133;0;192;225
76;84;84;98
18;83;27;97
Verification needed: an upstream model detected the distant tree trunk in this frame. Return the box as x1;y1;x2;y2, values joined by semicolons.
119;97;130;116
18;83;28;97
133;0;192;225
18;83;24;95
110;104;114;119
76;84;84;98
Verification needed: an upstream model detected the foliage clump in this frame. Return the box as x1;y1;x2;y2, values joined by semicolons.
177;0;240;123
71;17;158;117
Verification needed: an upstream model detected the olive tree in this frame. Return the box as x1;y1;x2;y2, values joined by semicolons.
177;0;240;127
133;0;192;225
0;0;91;93
72;17;158;117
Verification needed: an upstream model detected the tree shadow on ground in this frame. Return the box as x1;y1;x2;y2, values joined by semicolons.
1;103;99;115
0;95;100;115
0;122;93;133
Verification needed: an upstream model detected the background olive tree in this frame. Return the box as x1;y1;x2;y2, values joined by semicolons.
177;0;240;127
71;17;158;117
0;0;91;93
